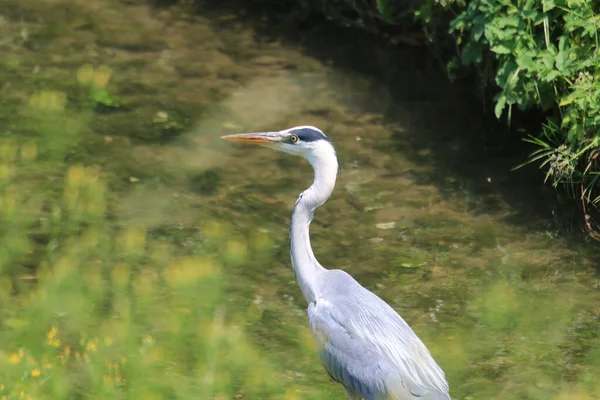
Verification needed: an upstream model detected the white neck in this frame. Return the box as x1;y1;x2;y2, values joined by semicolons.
289;142;338;303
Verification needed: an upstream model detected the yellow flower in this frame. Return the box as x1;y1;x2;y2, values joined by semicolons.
86;342;97;352
104;337;113;346
47;326;58;343
9;353;20;364
31;369;40;377
52;339;61;348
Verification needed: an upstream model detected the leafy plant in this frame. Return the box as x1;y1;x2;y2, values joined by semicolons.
77;64;123;112
376;0;395;22
418;0;600;237
0;158;289;400
90;89;123;111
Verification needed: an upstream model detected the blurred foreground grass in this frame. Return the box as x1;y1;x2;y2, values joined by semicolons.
0;156;289;399
0;68;303;399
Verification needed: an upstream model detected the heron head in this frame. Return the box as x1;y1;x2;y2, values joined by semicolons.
221;126;333;160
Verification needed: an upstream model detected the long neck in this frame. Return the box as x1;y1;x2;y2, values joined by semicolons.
290;144;338;303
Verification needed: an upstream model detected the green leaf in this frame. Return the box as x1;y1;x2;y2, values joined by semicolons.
559;93;577;106
496;59;518;88
376;0;394;23
400;262;422;269
449;13;469;32
491;44;512;54
586;115;600;126
558;36;567;52
471;15;485;40
497;15;521;28
516;52;535;69
495;95;507;118
545;70;562;82
542;0;555;12
541;51;555;68
377;0;394;22
462;41;484;65
522;9;542;23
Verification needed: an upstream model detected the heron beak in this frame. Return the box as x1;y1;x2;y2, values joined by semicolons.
221;132;282;145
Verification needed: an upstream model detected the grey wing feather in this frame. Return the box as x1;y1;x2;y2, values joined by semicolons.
309;301;393;399
308;269;450;400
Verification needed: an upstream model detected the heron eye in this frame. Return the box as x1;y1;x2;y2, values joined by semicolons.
290;135;299;143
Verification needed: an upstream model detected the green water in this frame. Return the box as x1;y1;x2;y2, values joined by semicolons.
1;1;599;399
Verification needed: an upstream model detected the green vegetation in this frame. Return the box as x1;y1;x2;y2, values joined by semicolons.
417;0;600;235
75;64;123;111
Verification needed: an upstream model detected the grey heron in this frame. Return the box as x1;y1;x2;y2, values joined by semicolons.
222;126;450;400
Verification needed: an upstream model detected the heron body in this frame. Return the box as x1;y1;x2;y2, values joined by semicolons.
222;126;450;400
